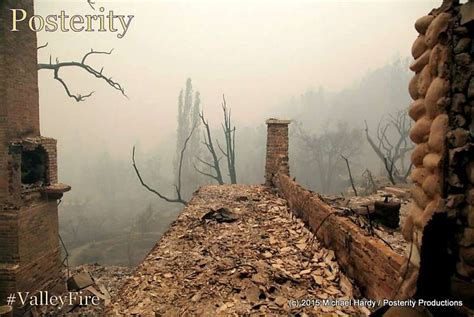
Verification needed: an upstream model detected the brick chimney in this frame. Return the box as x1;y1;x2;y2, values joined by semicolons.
0;0;70;314
265;119;291;186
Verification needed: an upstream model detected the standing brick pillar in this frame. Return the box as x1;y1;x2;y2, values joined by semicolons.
265;119;291;186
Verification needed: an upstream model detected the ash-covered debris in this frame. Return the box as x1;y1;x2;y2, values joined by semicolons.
30;264;131;316
110;185;370;316
69;264;132;301
322;186;410;256
65;264;131;316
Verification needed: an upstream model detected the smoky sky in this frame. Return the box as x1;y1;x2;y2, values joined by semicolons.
33;0;438;161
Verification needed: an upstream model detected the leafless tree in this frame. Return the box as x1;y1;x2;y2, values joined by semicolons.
194;111;225;184
295;122;363;193
132;125;196;206
364;110;414;184
38;45;126;102
217;95;237;184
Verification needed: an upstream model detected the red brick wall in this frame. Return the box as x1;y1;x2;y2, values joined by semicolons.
0;202;63;306
42;139;58;184
0;210;19;263
0;249;63;308
0;268;16;307
0;0;40;204
17;202;60;264
15;249;63;299
273;173;405;300
0;0;66;311
0;0;40;139
21;137;58;185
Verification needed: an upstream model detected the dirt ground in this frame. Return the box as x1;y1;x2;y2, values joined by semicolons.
110;185;371;316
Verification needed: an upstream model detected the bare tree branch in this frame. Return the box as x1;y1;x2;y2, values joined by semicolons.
37;42;48;50
132;124;196;206
38;49;126;102
295;122;362;193
365;120;386;162
364;111;414;184
176;124;197;198
194;111;224;184
384;157;396;185
193;163;221;182
87;0;96;10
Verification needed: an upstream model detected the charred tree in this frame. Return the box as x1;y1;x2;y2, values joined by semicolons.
295;121;362;193
218;95;237;184
341;155;358;196
132;125;196;206
364;110;414;184
194;111;225;185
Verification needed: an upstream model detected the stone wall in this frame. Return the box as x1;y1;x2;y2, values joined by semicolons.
449;1;473;305
402;0;473;309
265;119;291;185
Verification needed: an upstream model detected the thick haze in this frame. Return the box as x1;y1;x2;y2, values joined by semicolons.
36;0;436;158
30;0;439;265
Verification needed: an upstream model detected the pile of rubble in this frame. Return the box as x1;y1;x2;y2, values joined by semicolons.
110;185;369;316
322;186;410;256
65;264;132;315
30;264;131;316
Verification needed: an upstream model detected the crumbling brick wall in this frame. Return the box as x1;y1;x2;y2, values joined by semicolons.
402;0;473;309
264;118;404;300
0;0;68;313
273;173;404;300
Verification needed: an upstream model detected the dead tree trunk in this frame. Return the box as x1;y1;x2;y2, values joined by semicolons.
364;111;414;184
194;112;225;184
218;95;237;184
341;155;358;196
